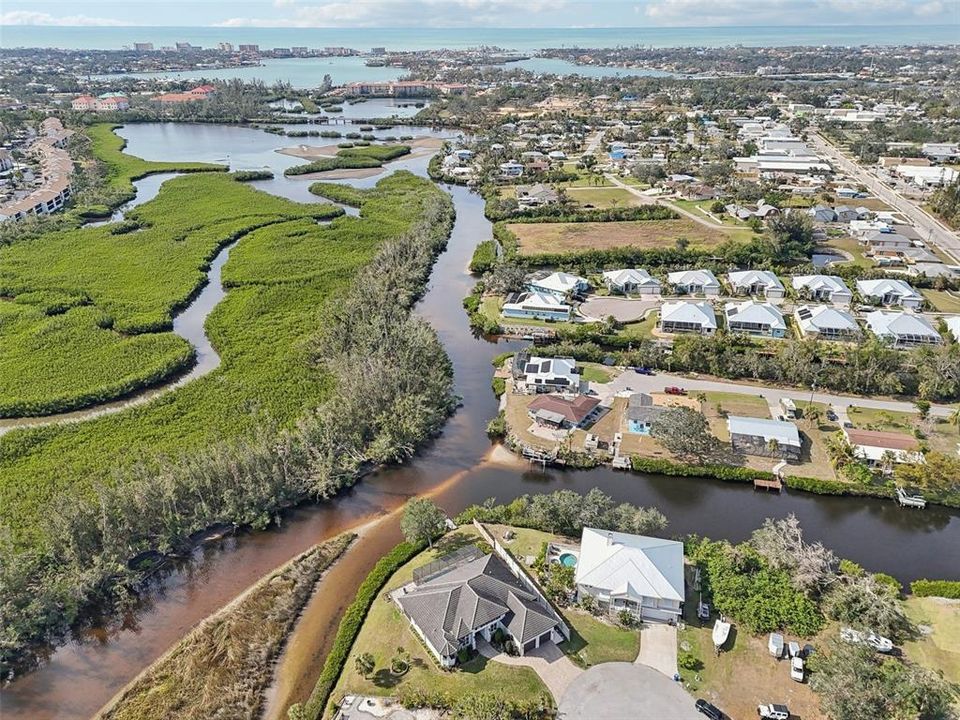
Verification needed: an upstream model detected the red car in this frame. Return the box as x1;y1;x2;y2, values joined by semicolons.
664;386;687;395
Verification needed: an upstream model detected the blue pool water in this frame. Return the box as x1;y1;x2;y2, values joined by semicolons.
559;552;577;567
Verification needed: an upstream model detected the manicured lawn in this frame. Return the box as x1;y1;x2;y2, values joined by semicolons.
332;528;550;706
922;289;960;313
618;315;657;340
562;609;640;667
903;596;960;684
482;295;579;332
564;187;643;209
579;363;614;383
556;174;613;188
702;391;770;419
508;218;732;255
822;235;872;268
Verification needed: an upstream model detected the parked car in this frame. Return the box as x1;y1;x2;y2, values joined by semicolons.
758;704;790;720
788;641;801;658
634;366;654;375
826;409;837;421
790;656;805;682
768;632;784;658
664;386;687;395
696;699;724;720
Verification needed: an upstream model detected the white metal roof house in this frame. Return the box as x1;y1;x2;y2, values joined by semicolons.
728;270;785;298
727;416;802;460
791;275;852;304
602;268;661;295
725;301;787;337
511;353;580;394
856;279;924;310
865;311;942;348
659;301;718;335
666;268;721;296
794;305;860;340
945;316;960;342
527;271;589;299
574;528;684;623
502;290;571;322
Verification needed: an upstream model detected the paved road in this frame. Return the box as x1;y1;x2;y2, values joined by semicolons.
606;174;737;233
604;369;955;419
810;131;960;264
559;662;701;720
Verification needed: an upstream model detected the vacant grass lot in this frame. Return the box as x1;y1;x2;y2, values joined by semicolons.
0;171;443;552
332;527;550;706
564;187;643;209
922;289;960;313
903;596;960;685
509;219;731;255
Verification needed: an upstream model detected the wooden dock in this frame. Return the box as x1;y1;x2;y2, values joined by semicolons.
754;477;783;492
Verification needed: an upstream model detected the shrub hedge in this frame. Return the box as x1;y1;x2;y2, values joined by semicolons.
300;541;423;720
910;579;960;599
231;169;274;181
469;240;498;274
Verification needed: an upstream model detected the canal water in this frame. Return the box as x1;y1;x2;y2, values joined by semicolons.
3;122;959;720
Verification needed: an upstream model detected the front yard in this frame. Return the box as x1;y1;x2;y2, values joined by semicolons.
331;528;550;709
847;405;958;455
903;596;960;685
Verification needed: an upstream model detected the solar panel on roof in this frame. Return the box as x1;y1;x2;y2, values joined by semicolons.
541;360;552;371
797;308;812;319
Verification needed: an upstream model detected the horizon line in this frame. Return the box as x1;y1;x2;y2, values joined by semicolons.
5;23;960;30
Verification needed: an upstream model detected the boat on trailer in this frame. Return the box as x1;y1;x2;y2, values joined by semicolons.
712;617;731;651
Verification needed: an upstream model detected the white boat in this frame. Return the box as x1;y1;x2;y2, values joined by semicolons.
768;632;784;658
712;618;731;649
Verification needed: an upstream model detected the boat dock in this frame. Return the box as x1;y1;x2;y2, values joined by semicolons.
754;477;783;492
896;487;926;509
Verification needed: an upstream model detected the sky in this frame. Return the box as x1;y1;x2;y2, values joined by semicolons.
1;0;957;28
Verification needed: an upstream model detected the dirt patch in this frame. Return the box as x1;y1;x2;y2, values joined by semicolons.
288;166;385;180
509;219;729;255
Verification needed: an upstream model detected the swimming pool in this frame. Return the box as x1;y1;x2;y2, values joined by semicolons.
559;552;578;567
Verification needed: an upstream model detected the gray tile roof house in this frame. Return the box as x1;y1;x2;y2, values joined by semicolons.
395;553;563;666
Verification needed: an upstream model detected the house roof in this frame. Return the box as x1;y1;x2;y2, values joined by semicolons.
794;305;859;334
727;270;784;291
845;428;919;452
530;271;587;294
515;355;578;386
397;554;560;657
504;290;569;312
726;415;801;448
865;311;940;340
856;278;922;300
529;394;600;424
660;301;718;329
626;393;665;424
666;268;720;288
725;301;786;330
602;268;660;288
574;528;684;603
791;275;851;295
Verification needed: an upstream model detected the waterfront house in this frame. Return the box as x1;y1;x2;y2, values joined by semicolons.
794;305;860;340
791;275;852;304
659;301;717;335
574;528;684;623
844;428;924;469
528;394;601;429
527;271;588;299
626;393;665;435
499;161;524;178
511;353;579;394
865;311;942;348
856;278;924;310
728;270;785;299
395;552;564;667
602;268;661;295
666;269;721;296
502;290;571;322
515;183;560;207
724;301;787;338
727;416;802;460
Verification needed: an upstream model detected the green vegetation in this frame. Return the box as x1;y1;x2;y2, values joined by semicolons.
0;300;194;417
562;610;640;667
298;541;423;720
101;534;354;720
578;363;613;383
284;144;411;176
903;595;960;684
230;169;275;181
0;167;456;674
911;579;960;599
469;239;498;274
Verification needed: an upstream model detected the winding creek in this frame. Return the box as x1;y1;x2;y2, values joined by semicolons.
3;122;960;720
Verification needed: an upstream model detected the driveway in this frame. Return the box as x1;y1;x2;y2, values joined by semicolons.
636;623;679;678
478;640;582;701
559;662;701;720
579;296;659;322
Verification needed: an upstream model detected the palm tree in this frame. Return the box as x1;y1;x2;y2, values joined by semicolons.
949;407;960;435
825;432;856;469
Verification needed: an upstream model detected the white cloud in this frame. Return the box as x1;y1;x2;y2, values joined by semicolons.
639;0;955;24
218;0;563;28
0;10;130;26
